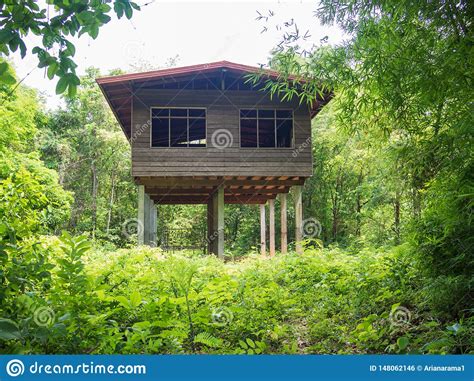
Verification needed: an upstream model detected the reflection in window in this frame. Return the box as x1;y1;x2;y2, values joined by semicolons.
151;108;206;147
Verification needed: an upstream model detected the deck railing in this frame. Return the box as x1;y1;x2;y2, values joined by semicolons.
160;228;207;253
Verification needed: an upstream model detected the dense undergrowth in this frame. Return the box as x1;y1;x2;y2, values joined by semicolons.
1;234;471;355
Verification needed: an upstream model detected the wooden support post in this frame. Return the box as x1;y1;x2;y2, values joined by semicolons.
138;185;156;247
260;203;266;257
149;200;157;247
216;185;225;258
294;186;303;254
138;185;145;245
207;199;214;254
280;193;288;254
211;186;225;258
269;199;275;257
144;193;152;245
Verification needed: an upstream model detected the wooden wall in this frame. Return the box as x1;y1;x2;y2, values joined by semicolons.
131;89;312;177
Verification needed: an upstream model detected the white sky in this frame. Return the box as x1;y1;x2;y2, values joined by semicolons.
11;0;344;109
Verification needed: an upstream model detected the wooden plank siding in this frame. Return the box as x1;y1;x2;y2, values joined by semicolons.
131;89;313;178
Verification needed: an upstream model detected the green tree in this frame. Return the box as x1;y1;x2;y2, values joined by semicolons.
0;0;140;95
40;67;135;244
0;64;71;240
255;0;473;315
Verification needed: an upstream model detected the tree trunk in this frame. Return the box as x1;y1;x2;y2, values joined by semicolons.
331;189;339;241
412;186;421;220
58;162;65;185
91;160;98;238
393;190;401;244
355;170;364;236
106;170;116;233
90;124;99;238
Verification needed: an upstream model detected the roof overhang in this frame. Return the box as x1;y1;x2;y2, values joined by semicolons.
96;60;331;141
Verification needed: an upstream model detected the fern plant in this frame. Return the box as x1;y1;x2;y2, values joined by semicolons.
193;332;222;349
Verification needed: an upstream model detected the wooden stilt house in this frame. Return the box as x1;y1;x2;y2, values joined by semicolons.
97;61;330;256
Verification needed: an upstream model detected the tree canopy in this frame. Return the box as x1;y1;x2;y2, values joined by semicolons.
0;0;472;356
0;0;140;95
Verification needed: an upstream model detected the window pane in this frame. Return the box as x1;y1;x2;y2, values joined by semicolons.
188;118;206;147
170;118;188;146
276;110;292;119
258;109;274;118
152;108;169;117
151;118;169;147
151;107;208;148
276;119;293;147
189;108;206;117
240;109;257;118
240;119;258;147
258;119;275;147
170;108;187;117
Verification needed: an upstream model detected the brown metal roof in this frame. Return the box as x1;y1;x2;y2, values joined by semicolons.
96;60;330;140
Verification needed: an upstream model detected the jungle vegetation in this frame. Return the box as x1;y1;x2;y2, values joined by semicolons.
0;0;472;354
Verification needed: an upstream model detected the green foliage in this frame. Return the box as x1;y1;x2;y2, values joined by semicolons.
0;0;471;358
2;244;472;354
0;319;21;341
0;70;38;150
0;155;72;239
38;67;135;245
0;0;140;94
0;67;72;241
254;0;473;318
0;59;15;92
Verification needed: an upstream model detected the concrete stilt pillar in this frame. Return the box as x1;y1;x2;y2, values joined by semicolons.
216;185;225;258
138;185;145;245
269;199;275;257
294;186;303;254
260;203;266;257
143;193;151;244
207;199;214;254
138;185;156;247
211;186;225;258
149;200;157;247
280;193;288;254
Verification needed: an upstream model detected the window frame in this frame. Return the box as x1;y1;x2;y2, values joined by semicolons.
238;108;295;149
149;106;207;148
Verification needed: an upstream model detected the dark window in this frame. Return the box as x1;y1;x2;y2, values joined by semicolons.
258;109;274;118
152;108;169;117
189;109;206;117
258;119;275;147
170;108;187;117
276;119;293;147
240;109;257;118
151;118;169;147
188;118;206;147
240;119;258;147
170;118;187;147
240;109;293;148
276;110;292;119
151;108;206;147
